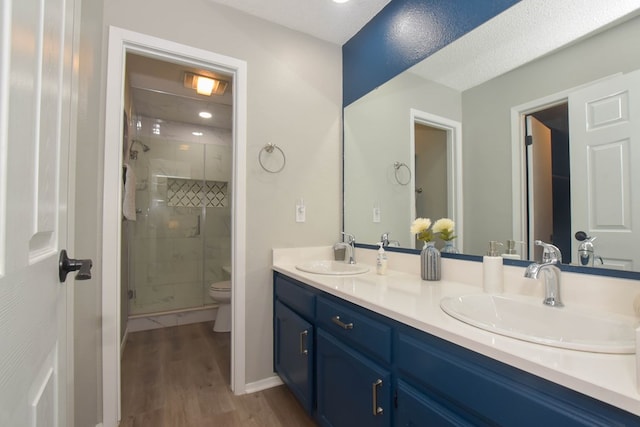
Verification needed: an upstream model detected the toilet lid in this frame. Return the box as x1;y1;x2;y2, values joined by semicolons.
210;280;231;291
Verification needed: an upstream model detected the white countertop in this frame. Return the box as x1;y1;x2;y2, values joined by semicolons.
272;246;640;417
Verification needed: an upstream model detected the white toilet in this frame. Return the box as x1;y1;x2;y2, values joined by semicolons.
209;265;232;333
209;280;231;332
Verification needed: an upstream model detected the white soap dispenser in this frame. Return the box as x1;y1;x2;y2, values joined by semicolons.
376;242;388;275
502;239;523;260
483;241;504;293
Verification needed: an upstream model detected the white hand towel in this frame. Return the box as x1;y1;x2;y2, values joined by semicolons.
123;163;137;221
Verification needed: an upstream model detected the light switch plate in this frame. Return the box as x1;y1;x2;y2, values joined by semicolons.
373;206;381;223
296;203;306;222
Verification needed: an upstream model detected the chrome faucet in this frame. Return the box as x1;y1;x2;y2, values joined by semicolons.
524;240;564;307
341;232;356;264
575;231;603;267
381;232;390;247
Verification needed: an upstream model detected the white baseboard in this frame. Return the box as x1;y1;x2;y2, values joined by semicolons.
244;374;283;394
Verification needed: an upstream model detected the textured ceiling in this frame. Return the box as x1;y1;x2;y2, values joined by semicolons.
408;0;640;91
206;0;391;45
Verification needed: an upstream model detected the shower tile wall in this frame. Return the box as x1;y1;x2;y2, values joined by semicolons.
128;138;231;316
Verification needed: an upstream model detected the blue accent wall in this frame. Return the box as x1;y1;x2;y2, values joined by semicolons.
343;0;521;106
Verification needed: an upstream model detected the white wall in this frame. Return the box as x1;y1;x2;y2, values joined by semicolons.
100;0;341;395
461;14;640;255
344;72;461;246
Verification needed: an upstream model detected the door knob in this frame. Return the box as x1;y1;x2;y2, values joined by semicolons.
575;231;589;241
59;250;93;282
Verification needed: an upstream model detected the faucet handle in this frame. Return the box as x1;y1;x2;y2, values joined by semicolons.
341;232;355;244
534;240;562;263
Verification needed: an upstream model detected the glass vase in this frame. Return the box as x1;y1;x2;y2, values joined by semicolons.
441;241;459;254
421;241;441;281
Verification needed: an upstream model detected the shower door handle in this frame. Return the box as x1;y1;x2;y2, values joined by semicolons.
59;249;93;282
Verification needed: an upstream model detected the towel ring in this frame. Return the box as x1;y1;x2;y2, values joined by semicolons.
259;143;286;173
393;161;411;185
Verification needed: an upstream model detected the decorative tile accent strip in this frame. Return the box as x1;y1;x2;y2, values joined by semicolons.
167;178;228;208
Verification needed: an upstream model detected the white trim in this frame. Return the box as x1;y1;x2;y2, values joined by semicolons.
103;26;247;427
0;0;11;277
244;375;284;394
231;56;247;396
409;109;463;251
66;0;82;424
509;74;620;254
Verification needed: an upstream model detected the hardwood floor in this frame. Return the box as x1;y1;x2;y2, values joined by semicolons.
120;322;317;426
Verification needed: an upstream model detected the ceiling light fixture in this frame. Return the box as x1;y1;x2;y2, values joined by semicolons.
192;131;204;136
333;0;350;3
183;72;228;96
199;111;212;119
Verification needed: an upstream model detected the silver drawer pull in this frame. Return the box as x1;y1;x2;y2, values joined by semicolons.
299;330;308;356
331;315;353;330
372;379;383;416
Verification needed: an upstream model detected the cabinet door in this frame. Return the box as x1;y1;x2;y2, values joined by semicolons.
275;300;314;414
316;329;391;427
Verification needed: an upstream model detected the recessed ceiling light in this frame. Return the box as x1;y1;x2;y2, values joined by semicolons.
192;131;203;136
199;111;212;119
333;0;349;3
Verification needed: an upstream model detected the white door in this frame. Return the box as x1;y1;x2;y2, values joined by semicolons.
527;116;554;261
0;0;79;425
569;69;640;270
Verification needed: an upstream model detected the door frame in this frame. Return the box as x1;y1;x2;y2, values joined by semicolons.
103;27;247;426
409;109;463;251
509;75;620;254
511;95;566;254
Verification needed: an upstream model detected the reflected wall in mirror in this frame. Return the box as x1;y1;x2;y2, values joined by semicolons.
344;6;640;271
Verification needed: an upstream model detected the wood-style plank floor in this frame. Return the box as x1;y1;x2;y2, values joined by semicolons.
120;322;317;426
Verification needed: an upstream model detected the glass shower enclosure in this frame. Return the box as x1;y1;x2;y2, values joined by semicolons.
125;123;232;316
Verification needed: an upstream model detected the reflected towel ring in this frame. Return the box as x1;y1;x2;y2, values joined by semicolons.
259;143;286;173
393;161;411;185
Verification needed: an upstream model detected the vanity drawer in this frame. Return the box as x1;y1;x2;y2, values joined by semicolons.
395;329;626;427
274;273;316;320
316;296;392;364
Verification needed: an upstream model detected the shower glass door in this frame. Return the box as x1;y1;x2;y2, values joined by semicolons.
127;134;231;316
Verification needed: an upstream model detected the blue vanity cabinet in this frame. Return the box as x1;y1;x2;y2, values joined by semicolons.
273;274;317;415
273;271;640;426
315;295;393;427
316;329;392;427
394;325;640;427
395;379;488;427
274;300;314;414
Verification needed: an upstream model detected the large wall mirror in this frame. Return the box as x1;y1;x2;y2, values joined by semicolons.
344;3;640;272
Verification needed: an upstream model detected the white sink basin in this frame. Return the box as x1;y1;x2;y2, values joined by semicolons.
295;260;369;276
440;293;638;354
